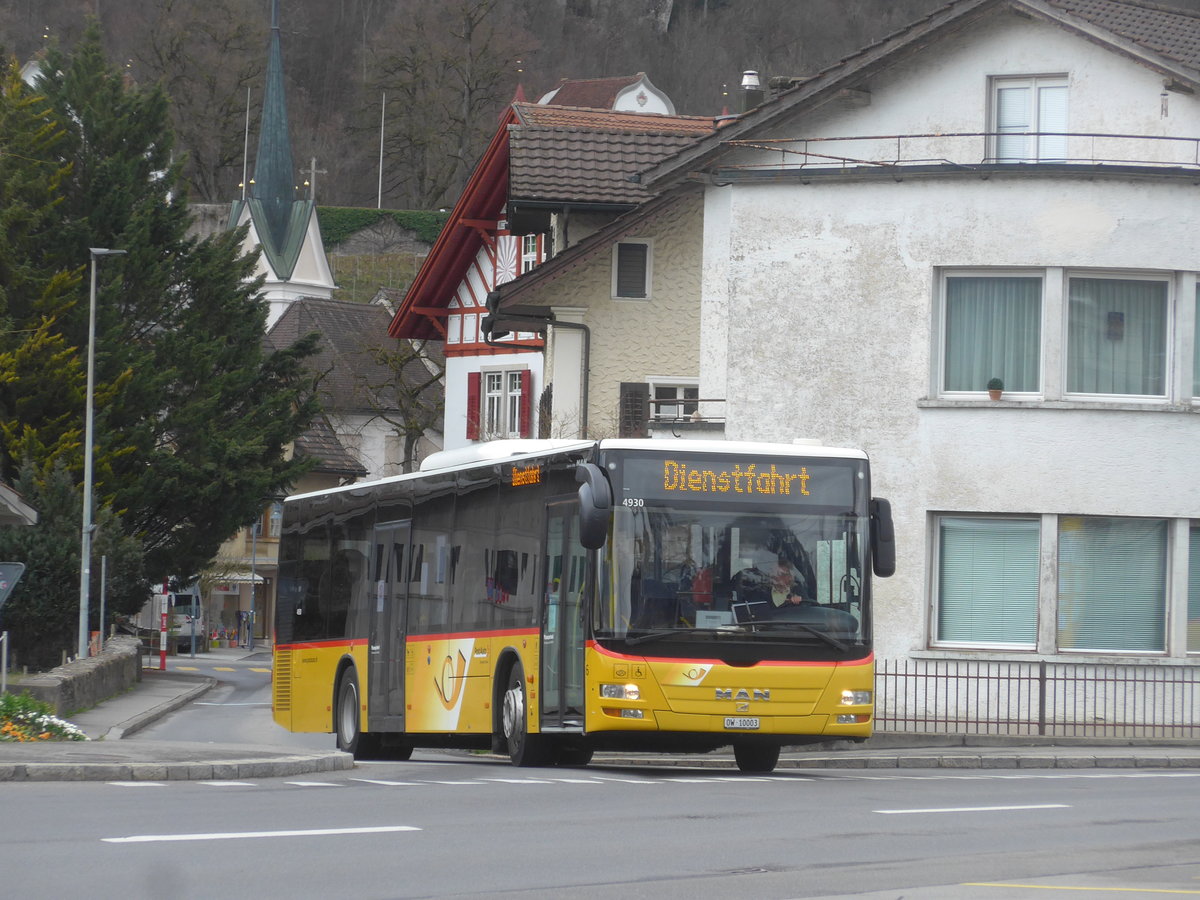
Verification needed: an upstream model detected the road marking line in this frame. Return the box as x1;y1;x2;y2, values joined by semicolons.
212;667;236;672
480;778;555;784
548;778;604;784
350;778;421;786
249;667;271;672
196;701;271;706
103;825;420;844
175;666;199;671
876;803;1070;815
198;781;255;787
284;781;342;787
106;782;165;787
425;780;483;785
592;776;659;784
964;883;1200;894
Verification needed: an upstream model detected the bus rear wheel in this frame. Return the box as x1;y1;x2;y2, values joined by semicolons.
501;663;549;767
733;741;781;774
335;670;381;759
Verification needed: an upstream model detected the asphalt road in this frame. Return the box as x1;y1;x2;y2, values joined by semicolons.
5;659;1198;899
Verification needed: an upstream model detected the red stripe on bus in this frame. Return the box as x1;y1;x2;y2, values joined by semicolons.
275;638;369;651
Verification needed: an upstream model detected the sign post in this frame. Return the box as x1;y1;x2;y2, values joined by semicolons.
159;581;168;671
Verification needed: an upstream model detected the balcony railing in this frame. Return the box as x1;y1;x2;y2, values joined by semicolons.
876;657;1200;738
719;131;1200;175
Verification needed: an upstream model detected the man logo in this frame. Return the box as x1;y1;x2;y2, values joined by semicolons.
715;688;770;701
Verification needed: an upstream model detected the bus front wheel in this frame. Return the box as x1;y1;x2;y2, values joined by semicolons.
733;741;781;774
501;664;549;767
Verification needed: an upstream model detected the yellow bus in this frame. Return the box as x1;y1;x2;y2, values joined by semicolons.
272;438;894;773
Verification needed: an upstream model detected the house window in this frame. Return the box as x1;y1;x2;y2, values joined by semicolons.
467;369;531;440
1058;516;1166;652
1193;284;1199;398
943;275;1041;393
651;383;699;420
992;75;1068;161
521;234;539;274
935;516;1040;647
1066;277;1167;396
618;382;649;438
613;240;651;299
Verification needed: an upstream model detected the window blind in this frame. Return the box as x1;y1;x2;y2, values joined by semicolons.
937;517;1039;645
1058;517;1166;652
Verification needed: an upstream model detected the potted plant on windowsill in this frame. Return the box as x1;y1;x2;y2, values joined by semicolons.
987;377;1004;401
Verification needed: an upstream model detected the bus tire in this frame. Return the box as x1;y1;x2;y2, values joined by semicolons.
733;741;781;774
335;669;381;759
501;663;549;767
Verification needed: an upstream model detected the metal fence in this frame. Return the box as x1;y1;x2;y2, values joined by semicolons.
875;657;1200;738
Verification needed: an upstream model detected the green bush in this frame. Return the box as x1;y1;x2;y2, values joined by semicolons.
0;692;89;742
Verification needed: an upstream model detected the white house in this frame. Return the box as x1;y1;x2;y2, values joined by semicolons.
633;0;1200;718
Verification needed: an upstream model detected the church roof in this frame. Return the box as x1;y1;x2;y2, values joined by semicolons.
236;0;313;282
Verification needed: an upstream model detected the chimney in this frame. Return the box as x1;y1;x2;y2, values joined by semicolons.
740;70;764;112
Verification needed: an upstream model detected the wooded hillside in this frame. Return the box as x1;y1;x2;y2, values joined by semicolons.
6;0;1200;209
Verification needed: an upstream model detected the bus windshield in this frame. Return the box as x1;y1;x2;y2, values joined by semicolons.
595;452;869;653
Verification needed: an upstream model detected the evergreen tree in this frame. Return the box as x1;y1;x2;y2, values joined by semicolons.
0;30;320;665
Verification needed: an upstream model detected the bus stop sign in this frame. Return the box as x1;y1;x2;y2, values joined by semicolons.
0;563;26;612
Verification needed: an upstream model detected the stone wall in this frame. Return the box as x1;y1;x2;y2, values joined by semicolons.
18;636;141;716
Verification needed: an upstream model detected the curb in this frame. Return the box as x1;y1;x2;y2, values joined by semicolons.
104;676;218;740
0;750;354;783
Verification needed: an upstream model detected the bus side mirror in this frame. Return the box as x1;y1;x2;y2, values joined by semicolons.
576;463;612;550
870;497;896;578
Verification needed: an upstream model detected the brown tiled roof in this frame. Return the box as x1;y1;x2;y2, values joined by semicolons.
293;415;367;477
540;75;641;109
517;103;717;134
1043;0;1200;72
509;103;718;205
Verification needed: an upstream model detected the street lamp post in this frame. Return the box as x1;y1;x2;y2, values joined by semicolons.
78;247;126;660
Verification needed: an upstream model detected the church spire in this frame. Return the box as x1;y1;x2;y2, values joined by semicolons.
250;0;297;258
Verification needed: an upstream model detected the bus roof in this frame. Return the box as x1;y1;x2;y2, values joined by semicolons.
285;438;869;503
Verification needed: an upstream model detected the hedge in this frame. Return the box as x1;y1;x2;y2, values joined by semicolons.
316;207;449;247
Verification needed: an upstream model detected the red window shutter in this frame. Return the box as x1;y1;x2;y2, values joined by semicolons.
466;372;481;440
518;370;533;438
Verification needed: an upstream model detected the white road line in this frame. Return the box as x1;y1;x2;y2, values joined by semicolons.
196;702;271;706
350;778;421;786
480;778;555;784
548;778;604;784
425;780;484;785
284;781;343;787
592;776;659;784
106;782;165;787
875;803;1071;815
103;825;420;844
198;781;255;787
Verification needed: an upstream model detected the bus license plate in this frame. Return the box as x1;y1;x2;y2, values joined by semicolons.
724;717;759;730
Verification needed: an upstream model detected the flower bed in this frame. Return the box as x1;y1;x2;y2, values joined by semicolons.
0;692;89;742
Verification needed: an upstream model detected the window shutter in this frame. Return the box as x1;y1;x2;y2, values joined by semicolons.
615;243;648;298
518;370;533;438
466;372;481;440
619;382;650;438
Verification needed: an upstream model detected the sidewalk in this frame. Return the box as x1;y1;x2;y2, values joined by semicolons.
0;647;352;783
3;652;1199;781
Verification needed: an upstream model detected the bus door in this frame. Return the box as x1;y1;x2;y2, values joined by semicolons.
542;502;587;729
369;514;411;729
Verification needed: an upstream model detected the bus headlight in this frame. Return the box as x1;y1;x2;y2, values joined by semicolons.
599;683;640;700
841;690;871;705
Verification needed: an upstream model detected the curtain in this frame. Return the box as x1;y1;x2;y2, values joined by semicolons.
1189;526;1200;653
938;517;1040;645
1067;278;1166;395
1058;516;1166;652
944;276;1041;392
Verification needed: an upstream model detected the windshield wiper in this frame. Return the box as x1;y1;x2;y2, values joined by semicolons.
746;620;849;652
623;628;694;647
